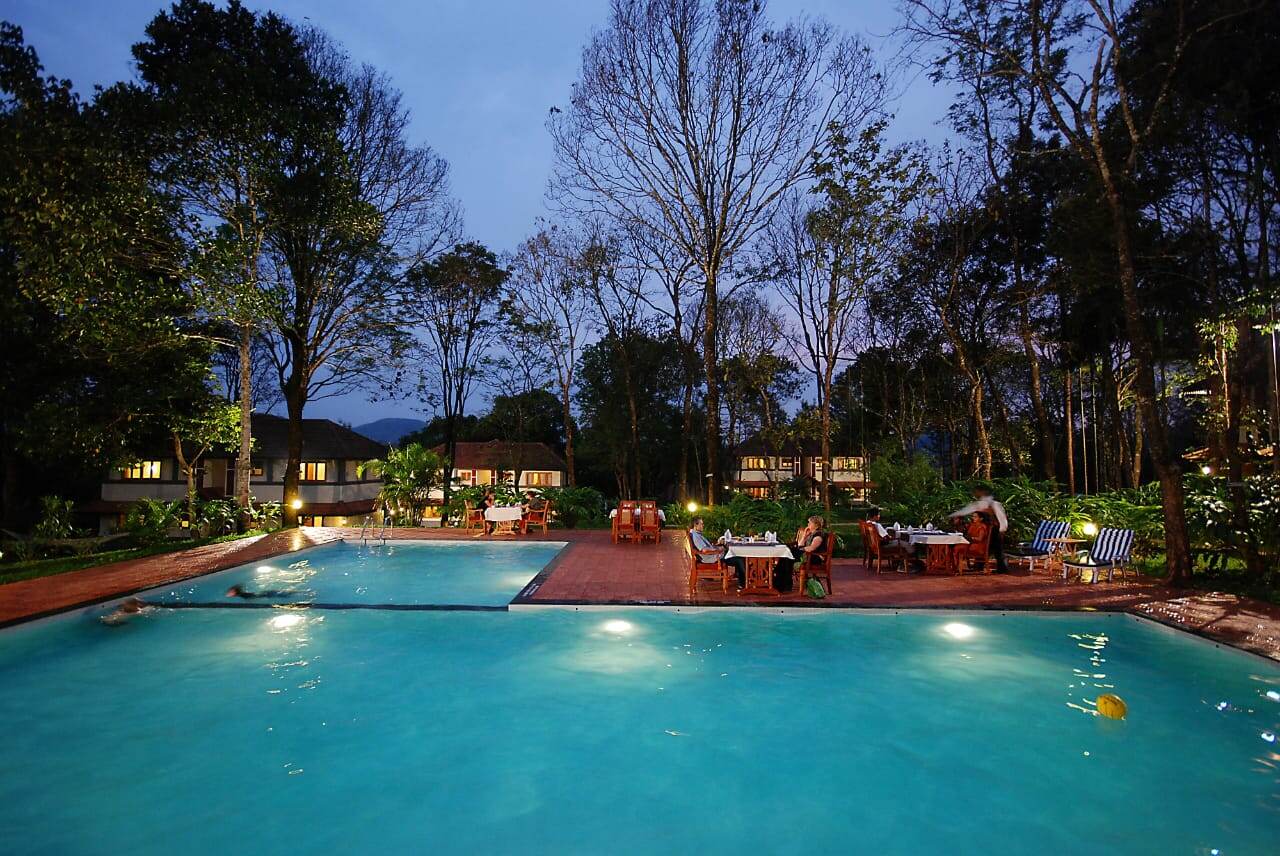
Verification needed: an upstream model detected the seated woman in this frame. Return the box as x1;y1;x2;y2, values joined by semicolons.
774;515;828;592
477;490;497;535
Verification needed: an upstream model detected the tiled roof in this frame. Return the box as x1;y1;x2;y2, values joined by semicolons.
433;440;566;471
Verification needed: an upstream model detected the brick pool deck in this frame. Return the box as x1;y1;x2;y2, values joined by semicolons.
2;527;1278;661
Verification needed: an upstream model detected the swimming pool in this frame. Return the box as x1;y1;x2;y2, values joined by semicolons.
1;589;1276;854
146;540;565;607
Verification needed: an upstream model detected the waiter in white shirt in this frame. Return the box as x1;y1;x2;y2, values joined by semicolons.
949;484;1009;573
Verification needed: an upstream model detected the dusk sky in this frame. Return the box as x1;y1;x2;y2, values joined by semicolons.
9;0;953;426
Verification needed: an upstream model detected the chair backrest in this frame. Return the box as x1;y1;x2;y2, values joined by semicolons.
860;521;880;559
1031;520;1070;552
640;505;658;527
639;500;657;509
618;500;636;514
1091;527;1135;563
966;521;992;553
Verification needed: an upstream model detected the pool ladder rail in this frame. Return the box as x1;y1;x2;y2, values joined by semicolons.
359;514;393;546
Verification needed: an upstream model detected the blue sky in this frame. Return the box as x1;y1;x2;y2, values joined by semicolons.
9;0;952;425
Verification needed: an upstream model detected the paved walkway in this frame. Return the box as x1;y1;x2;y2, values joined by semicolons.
2;526;1278;661
0;529;342;627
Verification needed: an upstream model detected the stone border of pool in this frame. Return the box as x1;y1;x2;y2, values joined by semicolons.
2;527;1278;663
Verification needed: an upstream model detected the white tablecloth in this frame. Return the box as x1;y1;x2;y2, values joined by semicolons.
905;532;967;546
723;543;793;560
485;506;524;522
609;508;666;521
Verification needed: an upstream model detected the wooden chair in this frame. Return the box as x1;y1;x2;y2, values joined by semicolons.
686;531;731;594
862;521;907;574
954;520;993;574
521;501;551;535
613;500;638;544
462;501;485;534
638;503;661;543
796;530;836;596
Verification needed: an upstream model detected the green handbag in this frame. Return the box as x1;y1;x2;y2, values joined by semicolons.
805;577;826;599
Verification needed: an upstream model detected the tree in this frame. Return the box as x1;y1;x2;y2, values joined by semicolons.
898;0;1235;581
358;442;444;525
404;242;505;517
505;224;591;485
266;32;457;526
766;122;927;515
122;0;345;524
550;0;886;503
0;23;211;526
171;402;241;529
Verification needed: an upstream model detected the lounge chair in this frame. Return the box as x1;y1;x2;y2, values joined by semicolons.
686;530;731;594
1007;520;1071;572
1062;527;1137;583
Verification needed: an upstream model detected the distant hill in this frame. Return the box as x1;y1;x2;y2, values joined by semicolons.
353;418;425;445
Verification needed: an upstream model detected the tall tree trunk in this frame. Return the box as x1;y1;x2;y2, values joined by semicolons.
561;387;576;487
617;344;642;498
702;270;720;504
1064;369;1076;494
236;323;253;528
173;434;197;533
1132;415;1144;489
1018;300;1055;481
678;371;694;501
283;387;304;528
1;436;19;531
1100;187;1192;581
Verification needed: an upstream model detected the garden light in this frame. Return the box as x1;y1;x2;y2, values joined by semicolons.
290;498;303;510
686;501;698;513
1201;464;1213;475
1082;521;1099;537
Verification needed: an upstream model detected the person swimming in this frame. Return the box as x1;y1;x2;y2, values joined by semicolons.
99;596;152;626
225;584;291;600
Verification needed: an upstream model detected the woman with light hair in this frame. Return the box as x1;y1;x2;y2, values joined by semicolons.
775;515;828;592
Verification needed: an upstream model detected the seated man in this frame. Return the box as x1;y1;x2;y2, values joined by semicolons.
688;516;746;588
866;507;915;569
520;490;547;533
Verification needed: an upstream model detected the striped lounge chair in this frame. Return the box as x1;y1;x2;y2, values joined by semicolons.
1063;527;1136;583
1008;520;1070;572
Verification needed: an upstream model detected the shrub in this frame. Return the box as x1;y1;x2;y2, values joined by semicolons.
33;496;80;540
540;486;606;528
124;498;180;546
197;499;240;536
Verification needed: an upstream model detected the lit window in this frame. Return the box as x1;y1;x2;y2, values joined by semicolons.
779;457;795;470
250;462;264;477
121;461;162;480
525;471;554;486
299;462;327;482
833;457;864;471
742;456;767;470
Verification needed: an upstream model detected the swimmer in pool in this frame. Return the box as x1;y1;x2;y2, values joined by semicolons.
99;597;152;626
225;584;291;600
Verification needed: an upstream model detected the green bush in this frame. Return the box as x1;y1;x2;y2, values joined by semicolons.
197;499;240;536
540;486;606;528
124;498;180;546
665;494;824;539
33;496;80;540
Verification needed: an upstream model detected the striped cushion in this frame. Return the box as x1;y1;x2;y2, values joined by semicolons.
1030;520;1070;554
1065;527;1134;567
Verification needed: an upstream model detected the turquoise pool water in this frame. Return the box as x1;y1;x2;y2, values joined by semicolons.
146;540;564;607
1;599;1277;854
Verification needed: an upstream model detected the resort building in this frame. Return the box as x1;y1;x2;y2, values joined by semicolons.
86;414;387;531
433;440;568;493
731;434;872;501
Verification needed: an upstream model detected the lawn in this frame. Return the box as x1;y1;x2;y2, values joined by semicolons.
0;531;268;586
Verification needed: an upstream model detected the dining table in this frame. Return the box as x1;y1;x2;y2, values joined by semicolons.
723;541;793;595
897;529;969;574
483;505;524;536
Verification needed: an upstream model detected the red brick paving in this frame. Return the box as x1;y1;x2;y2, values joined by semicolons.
3;526;1278;662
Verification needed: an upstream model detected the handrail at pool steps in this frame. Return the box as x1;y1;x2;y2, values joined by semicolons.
359;513;393;546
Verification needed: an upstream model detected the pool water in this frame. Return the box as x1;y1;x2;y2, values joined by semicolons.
147;540;564;607
1;602;1277;854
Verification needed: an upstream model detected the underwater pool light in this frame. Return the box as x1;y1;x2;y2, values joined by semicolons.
942;622;975;640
